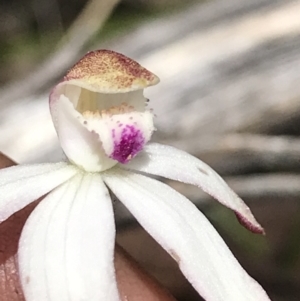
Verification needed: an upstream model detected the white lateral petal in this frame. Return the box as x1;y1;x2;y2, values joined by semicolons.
18;173;120;301
103;169;271;301
51;94;116;172
125;143;263;233
0;162;77;222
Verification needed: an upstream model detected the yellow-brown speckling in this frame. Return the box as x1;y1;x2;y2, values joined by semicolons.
82;103;134;119
63;50;160;93
82;110;101;119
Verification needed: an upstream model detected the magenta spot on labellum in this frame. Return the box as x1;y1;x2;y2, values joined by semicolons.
110;125;145;164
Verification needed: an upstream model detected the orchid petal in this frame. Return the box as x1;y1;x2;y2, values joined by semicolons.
49;50;159;172
88;110;154;164
103;169;271;301
51;94;117;171
125;143;263;233
0;162;77;222
18;173;120;301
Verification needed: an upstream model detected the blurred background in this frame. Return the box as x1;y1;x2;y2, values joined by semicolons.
1;0;300;300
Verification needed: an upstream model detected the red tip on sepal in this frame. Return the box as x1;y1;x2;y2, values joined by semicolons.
235;212;265;235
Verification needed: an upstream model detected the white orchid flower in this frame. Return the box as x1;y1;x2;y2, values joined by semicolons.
0;50;271;301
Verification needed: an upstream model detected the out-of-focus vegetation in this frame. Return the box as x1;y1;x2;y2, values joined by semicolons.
0;0;193;86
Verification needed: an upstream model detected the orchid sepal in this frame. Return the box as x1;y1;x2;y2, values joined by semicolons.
125;143;264;234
